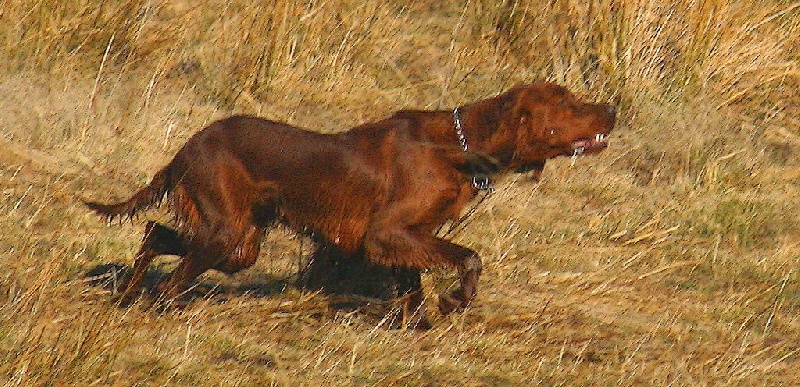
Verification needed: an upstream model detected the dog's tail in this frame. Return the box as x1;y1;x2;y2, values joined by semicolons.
83;166;172;221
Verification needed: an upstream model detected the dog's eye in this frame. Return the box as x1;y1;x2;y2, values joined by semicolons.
549;129;556;135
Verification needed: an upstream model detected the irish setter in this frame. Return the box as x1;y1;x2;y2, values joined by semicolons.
85;82;616;327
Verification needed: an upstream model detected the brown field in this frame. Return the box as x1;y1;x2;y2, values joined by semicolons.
1;0;800;385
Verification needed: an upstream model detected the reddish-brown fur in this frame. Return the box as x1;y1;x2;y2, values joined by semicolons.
85;82;616;326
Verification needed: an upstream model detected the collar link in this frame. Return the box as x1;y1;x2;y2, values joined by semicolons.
453;107;468;152
453;106;494;192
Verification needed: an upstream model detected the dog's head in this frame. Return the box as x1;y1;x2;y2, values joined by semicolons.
498;82;616;171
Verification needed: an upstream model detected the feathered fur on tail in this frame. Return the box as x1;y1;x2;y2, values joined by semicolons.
83;166;172;221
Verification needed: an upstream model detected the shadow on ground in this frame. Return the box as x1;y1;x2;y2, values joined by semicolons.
82;248;415;327
83;263;293;306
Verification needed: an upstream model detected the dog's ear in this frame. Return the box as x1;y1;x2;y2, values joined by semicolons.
497;86;543;139
460;150;501;175
514;160;546;181
439;147;501;175
496;84;556;167
497;87;521;126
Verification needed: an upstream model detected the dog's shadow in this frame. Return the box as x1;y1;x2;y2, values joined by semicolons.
82;259;406;323
83;244;425;329
83;263;293;305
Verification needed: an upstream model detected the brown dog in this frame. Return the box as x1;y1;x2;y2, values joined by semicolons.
85;82;615;325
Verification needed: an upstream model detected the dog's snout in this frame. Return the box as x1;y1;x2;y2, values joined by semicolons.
607;105;617;117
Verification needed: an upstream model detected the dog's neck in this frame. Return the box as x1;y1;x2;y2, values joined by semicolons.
447;99;518;168
449;106;496;191
396;96;525;170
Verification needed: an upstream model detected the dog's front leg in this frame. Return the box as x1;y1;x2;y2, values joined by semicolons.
438;248;482;315
364;224;482;318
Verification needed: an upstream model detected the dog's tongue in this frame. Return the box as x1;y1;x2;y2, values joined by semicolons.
572;133;608;150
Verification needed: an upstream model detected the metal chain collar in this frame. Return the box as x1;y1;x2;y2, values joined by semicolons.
453;107;494;192
453;107;468;152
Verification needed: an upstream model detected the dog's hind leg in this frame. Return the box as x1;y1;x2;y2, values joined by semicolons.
153;223;243;303
154;251;215;304
213;225;265;274
116;221;188;306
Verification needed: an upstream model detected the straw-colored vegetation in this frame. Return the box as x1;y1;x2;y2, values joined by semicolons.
1;0;799;385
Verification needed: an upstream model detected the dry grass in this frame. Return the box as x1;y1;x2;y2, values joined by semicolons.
1;0;800;385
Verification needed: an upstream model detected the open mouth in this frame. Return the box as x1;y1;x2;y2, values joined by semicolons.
571;133;609;157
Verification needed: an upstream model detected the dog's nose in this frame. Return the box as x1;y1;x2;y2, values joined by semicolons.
607;105;617;117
